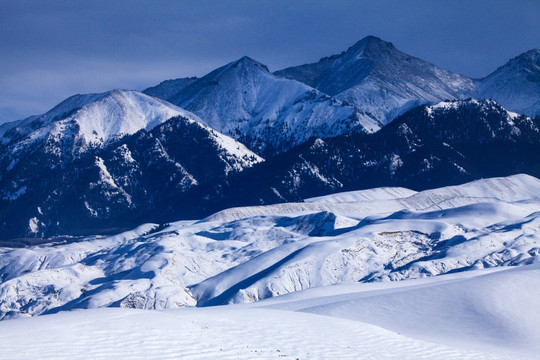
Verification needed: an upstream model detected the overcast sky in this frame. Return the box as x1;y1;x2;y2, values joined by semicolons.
1;0;539;123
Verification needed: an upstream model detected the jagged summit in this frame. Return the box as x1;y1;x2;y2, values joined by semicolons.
500;48;540;72
230;56;270;72
185;56;270;87
318;36;395;62
481;49;540;82
141;57;269;105
167;56;281;132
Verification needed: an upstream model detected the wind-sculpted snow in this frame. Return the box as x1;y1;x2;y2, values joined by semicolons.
1;174;539;320
6;265;538;359
252;263;540;357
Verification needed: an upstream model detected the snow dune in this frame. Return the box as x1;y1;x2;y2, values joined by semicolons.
0;174;539;358
0;264;537;359
1;174;540;320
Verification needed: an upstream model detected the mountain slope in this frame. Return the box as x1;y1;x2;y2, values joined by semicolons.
275;36;476;124
194;99;540;211
257;263;540;357
166;56;380;155
0;89;202;152
0;91;262;239
142;77;198;101
476;49;540;116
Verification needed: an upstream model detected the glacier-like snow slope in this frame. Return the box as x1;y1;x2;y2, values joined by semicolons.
0;174;539;321
476;49;540;117
275;36;476;124
167;56;380;155
0;265;537;359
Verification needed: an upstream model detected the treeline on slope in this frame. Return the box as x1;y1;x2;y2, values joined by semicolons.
0;115;260;240
1;99;539;240
168;100;540;221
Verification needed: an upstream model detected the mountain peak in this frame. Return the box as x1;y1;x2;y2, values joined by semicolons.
512;48;540;69
477;48;540;116
348;35;396;56
317;36;397;62
488;48;540;76
229;56;270;73
518;48;540;59
1;90;200;150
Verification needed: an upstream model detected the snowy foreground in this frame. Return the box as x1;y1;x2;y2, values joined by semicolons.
1;264;539;359
1;174;540;358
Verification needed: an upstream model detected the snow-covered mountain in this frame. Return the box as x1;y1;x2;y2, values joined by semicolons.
2;39;539;242
476;49;540;116
166;56;380;155
195;99;540;211
1;174;539;320
1;96;537;240
140;38;539;156
275;36;476;124
0;37;539;360
0;90;262;239
0;89;198;151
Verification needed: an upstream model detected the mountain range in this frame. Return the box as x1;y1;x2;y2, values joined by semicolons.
148;36;539;127
275;36;476;124
276;36;540;121
190;99;540;215
147;56;379;156
0;35;539;240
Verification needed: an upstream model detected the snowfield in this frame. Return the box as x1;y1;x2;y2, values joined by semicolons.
0;265;538;359
0;174;539;358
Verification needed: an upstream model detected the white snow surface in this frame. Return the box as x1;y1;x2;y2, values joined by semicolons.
73;90;193;144
2;90;208;150
0;89;262;174
0;265;538;359
1;174;540;358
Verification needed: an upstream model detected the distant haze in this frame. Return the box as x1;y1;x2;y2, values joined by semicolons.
1;0;539;123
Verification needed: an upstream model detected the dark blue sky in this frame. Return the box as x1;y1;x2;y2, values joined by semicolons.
1;0;539;123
